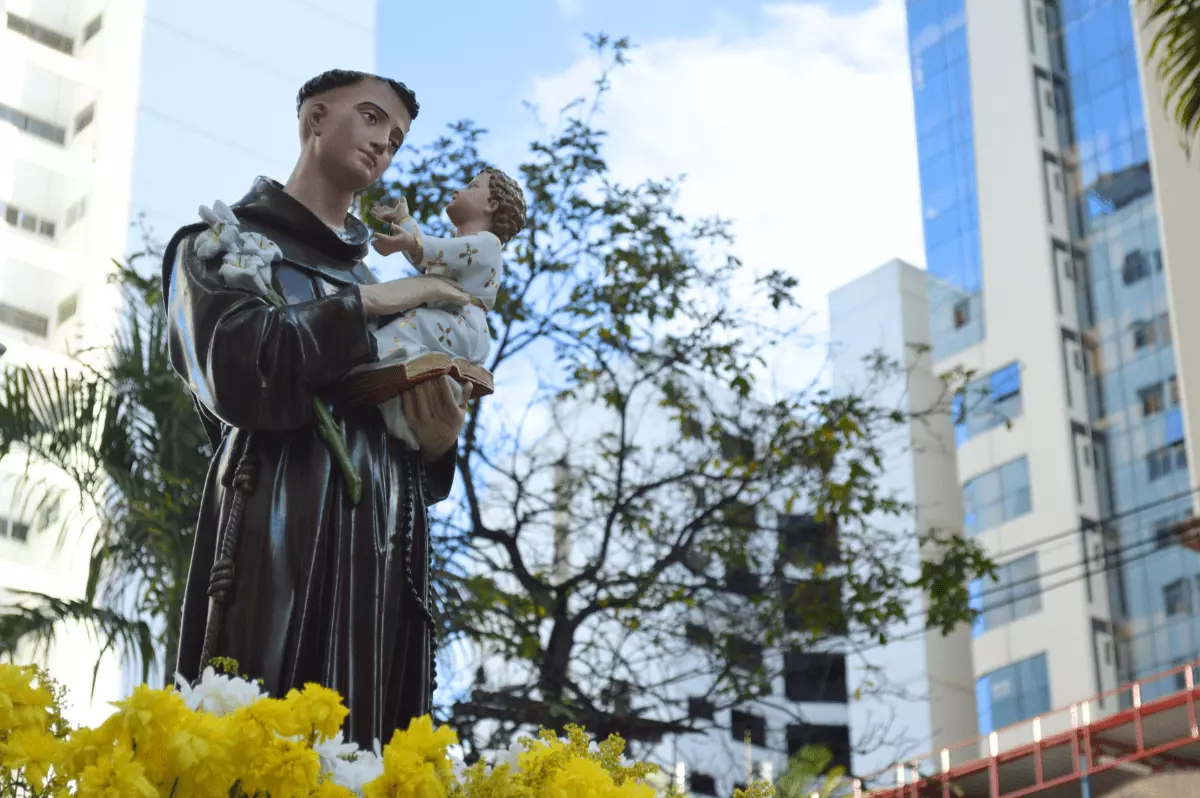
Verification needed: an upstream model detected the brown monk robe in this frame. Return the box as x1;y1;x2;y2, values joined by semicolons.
164;70;472;747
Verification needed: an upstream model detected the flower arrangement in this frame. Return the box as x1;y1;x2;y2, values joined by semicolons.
0;662;775;798
195;202;362;503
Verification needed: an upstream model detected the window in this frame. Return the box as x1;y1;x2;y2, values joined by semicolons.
687;696;715;721
730;710;766;747
1170;376;1180;405
0;103;67;145
1;202;55;240
6;12;74;55
729;637;764;672
74;103;95;135
690;774;716;796
953;362;1024;445
781;579;847;636
1122;250;1150;285
786;724;851;770
953;298;970;329
1164;579;1192;616
778;514;838;565
57;294;78;325
963;457;1032;536
1044;88;1055;110
725;564;759;597
783;652;848;703
1139;383;1165;417
1147;442;1187;481
82;14;102;43
1155;519;1176;549
685;623;714;647
0;519;29;544
1036;5;1046;24
1159;312;1173;346
65;196;88;228
972;553;1042;635
0;302;50;337
976;654;1051;734
1132;320;1157;350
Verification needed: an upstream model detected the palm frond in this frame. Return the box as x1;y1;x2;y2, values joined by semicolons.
0;589;155;693
1144;0;1200;147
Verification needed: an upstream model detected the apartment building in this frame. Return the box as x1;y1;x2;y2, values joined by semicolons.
0;0;377;722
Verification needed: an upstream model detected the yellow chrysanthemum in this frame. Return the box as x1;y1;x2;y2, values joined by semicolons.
165;711;238;798
0;726;61;785
108;684;191;787
366;745;447;798
0;665;55;734
240;734;321;798
548;757;615;798
313;778;360;798
283;682;349;740
387;715;459;775
75;745;157;798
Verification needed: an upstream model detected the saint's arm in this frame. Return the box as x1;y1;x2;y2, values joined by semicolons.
164;231;377;431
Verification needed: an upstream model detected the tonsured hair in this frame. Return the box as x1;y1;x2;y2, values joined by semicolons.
296;69;419;121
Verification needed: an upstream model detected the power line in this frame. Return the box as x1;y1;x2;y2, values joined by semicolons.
859;507;1199;654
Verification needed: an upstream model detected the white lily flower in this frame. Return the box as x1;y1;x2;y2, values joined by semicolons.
314;732;361;773
195;222;242;260
199;200;239;228
219;251;270;297
240;231;283;265
173;666;266;716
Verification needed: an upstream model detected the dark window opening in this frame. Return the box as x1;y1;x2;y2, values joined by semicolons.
953;298;970;329
687;696;715;721
690;774;716;796
730;710;766;747
786;723;851;771
782;579;847;636
778;514;838;565
783;651;848;703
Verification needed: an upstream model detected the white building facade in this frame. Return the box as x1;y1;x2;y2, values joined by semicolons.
0;0;378;722
857;0;1200;769
828;259;979;776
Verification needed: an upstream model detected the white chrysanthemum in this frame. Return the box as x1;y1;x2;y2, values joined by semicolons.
240;231;283;265
219;251;270;297
495;740;524;773
173;667;265;716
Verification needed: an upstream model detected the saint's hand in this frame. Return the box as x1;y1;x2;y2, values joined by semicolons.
404;377;472;460
360;275;470;316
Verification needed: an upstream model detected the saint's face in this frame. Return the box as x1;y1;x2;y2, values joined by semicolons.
315;79;412;192
446;173;494;225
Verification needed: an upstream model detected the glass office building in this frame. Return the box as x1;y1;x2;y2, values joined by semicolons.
905;0;1199;736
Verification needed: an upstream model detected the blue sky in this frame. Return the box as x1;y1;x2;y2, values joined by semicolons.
378;0;880;153
376;0;926;398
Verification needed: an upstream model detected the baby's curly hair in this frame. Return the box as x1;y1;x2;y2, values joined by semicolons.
482;168;527;245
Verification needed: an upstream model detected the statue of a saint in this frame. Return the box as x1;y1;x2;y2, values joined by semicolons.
163;70;470;747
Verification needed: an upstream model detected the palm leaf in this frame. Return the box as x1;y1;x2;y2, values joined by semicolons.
0;589;155;692
0;257;212;687
1144;0;1200;147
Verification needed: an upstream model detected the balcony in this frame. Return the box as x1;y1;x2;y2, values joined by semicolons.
0;160;94;271
0;257;89;353
1;9;105;89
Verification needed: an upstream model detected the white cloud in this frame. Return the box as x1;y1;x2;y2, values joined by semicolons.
555;0;582;16
509;0;926;393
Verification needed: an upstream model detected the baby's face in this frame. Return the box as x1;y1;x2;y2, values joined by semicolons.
446;173;493;224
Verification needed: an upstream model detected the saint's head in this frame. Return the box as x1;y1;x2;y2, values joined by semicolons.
294;69;418;194
447;169;528;245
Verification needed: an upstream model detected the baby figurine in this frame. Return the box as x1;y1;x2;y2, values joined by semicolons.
343;168;526;449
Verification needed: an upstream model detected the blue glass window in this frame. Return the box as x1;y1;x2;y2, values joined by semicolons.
963;457;1032;537
954;362;1023;445
976;654;1051;735
970;553;1042;639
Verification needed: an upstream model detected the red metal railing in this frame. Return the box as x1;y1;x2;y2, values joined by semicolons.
854;659;1200;797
